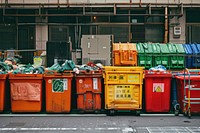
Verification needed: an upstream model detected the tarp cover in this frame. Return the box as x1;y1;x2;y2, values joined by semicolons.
11;83;41;101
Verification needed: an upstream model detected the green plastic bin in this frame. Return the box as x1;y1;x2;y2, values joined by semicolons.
175;44;185;69
136;43;153;69
159;44;170;68
167;43;185;69
152;43;162;67
167;43;178;69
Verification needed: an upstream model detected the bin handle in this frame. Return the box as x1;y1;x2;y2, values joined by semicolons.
197;58;200;63
142;43;148;49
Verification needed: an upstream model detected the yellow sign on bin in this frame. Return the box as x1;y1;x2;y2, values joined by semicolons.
115;85;133;99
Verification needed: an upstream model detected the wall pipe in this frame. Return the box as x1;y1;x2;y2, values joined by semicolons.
164;6;168;43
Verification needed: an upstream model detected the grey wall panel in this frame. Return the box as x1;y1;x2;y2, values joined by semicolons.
81;35;113;66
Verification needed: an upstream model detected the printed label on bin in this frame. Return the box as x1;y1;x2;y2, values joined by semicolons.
128;74;140;83
115;85;132;99
52;79;68;93
93;78;98;90
11;83;41;101
153;83;164;92
119;74;126;83
108;74;118;81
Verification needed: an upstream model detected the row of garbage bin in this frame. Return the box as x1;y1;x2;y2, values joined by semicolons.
136;43;185;69
0;66;200;116
114;43;200;69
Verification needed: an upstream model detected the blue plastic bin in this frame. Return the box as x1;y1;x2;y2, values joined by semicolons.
183;44;193;68
190;44;200;68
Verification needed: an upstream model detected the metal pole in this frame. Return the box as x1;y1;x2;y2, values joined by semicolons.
164;7;168;43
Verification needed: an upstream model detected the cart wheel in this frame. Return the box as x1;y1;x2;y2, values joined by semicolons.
183;111;187;116
175;110;179;116
188;113;191;119
135;110;140;116
109;110;116;116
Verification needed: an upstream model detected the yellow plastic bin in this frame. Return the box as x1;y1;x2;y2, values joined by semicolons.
9;74;43;113
103;66;144;115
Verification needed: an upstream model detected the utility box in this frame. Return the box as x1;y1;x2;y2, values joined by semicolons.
81;35;113;66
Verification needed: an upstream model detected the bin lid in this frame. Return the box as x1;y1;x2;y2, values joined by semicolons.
183;44;193;55
191;44;199;54
175;75;200;80
196;44;200;52
113;43;137;51
167;43;177;53
136;43;145;54
175;44;185;54
160;44;170;54
152;43;161;54
143;43;154;54
145;71;172;78
113;43;120;51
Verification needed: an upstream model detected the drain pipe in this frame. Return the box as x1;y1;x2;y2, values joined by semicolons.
164;7;168;43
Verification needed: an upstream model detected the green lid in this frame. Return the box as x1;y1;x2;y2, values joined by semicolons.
175;44;185;54
160;44;170;54
167;43;177;53
152;43;161;54
136;43;145;54
142;43;154;54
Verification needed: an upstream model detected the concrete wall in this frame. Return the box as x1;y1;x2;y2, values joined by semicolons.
35;17;48;50
169;9;186;44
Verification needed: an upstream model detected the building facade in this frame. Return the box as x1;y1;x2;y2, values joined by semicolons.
0;0;199;55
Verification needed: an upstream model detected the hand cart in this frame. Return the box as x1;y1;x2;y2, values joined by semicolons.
183;68;200;118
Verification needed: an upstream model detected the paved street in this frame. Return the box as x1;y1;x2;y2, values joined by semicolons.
0;114;199;133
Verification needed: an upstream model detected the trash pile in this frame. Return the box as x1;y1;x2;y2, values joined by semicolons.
46;60;75;72
73;62;103;74
149;65;167;72
0;57;45;74
12;64;44;74
0;55;103;75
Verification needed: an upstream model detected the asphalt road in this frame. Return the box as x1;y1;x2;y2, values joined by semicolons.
0;114;199;133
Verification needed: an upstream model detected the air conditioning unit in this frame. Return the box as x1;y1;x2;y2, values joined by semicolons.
174;26;181;36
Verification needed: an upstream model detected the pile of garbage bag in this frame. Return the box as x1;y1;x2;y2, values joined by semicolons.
12;64;44;74
149;65;167;71
46;60;75;72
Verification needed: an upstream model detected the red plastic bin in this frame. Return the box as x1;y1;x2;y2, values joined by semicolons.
0;74;7;112
75;70;102;112
176;75;200;113
145;71;172;112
